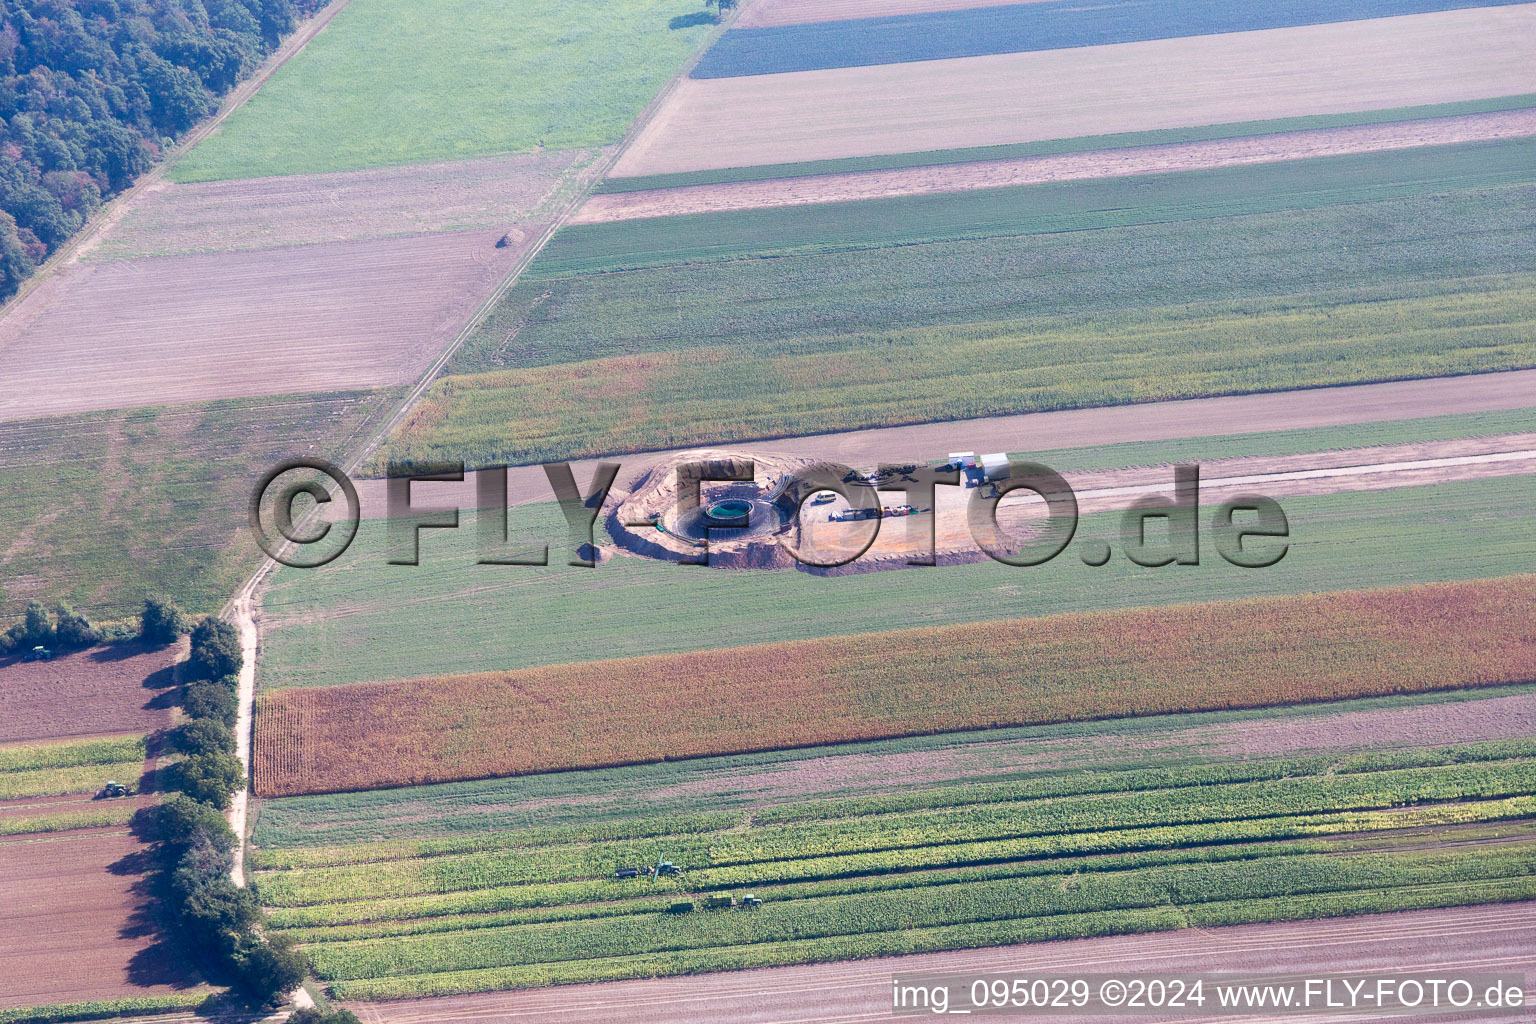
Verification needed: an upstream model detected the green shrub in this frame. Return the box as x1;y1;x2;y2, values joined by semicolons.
168;751;244;809
140;595;188;645
172;718;236;757
183;678;238;728
188;617;242;680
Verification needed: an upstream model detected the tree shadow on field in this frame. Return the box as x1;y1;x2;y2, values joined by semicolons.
670;10;717;28
142;661;178;689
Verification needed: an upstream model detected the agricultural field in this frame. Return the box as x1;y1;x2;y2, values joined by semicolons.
691;0;1532;78
574;110;1536;223
254;573;1536;794
261;440;1536;691
596;93;1536;192
170;0;721;182
613;5;1536;175
0;390;397;619
95;148;602;260
0;644;179;743
0;735;201;1011
0;230;521;422
247;725;1536;997
390;140;1536;466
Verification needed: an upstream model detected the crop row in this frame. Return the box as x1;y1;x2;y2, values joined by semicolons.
305;843;1536;982
0;760;146;801
266;798;1523;930
254;740;1536;871
534;140;1536;278
0;803;138;837
254;760;1536;907
249;810;741;872
274;811;1536;940
331;875;1536;999
393;275;1536;468
0;735;145;774
256;575;1536;796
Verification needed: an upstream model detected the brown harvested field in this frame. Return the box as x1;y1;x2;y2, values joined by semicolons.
735;0;1045;29
92;148;600;259
611;6;1536;176
0;827;204;1010
254;575;1536;796
0;227;540;421
0;642;178;744
353;902;1536;1024
580;109;1536;222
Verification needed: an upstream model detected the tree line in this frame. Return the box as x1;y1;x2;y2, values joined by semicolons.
0;0;325;300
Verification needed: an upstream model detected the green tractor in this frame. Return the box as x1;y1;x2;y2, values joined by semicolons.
23;645;52;662
97;780;129;799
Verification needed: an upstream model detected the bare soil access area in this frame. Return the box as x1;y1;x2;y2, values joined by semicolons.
612;6;1536;176
0;641;178;744
0;828;202;1010
579;109;1536;223
342;369;1536;518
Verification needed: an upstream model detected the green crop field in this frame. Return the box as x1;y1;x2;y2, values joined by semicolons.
392;158;1536;467
391;279;1536;466
170;0;719;181
250;738;1536;997
539;139;1536;276
0;389;397;620
0;735;146;801
259;468;1536;691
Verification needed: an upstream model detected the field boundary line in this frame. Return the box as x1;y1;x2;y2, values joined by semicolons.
0;0;354;320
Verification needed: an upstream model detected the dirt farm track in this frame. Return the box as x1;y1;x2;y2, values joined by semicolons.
354;903;1536;1024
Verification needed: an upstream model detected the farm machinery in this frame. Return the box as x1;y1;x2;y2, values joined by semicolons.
96;780;129;799
23;645;52;661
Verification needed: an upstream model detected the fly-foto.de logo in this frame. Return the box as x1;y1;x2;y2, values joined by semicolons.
251;454;1289;572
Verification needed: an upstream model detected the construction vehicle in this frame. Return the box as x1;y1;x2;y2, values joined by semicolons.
97;780;129;799
23;645;51;661
613;866;640;879
703;893;735;910
740;893;763;908
666;900;694;914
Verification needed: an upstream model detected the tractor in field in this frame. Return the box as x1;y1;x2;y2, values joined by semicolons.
741;893;762;908
23;645;52;661
650;855;683;878
96;780;129;799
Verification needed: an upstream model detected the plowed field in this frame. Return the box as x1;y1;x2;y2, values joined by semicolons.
0;643;179;744
0;828;202;1009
